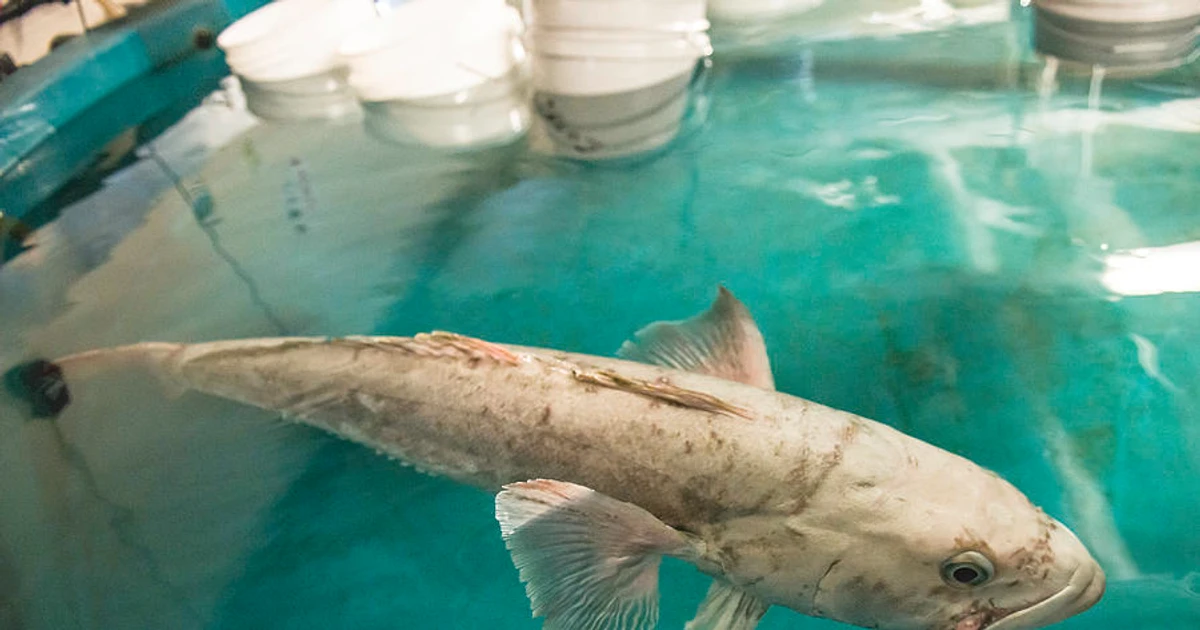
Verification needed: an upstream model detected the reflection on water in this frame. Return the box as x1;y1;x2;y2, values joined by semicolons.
1103;242;1200;297
1;13;1199;630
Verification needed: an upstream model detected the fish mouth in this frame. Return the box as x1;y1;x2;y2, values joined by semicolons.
976;563;1106;630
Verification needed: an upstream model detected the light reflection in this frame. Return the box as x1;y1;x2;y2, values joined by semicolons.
1102;241;1200;296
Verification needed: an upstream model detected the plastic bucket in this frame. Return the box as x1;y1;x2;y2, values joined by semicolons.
218;0;373;83
240;71;362;122
708;0;824;22
522;0;709;32
1034;0;1200;72
528;61;707;159
340;0;524;102
524;28;710;96
1035;0;1200;23
361;72;531;148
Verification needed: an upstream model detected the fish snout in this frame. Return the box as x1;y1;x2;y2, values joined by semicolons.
952;517;1105;630
1071;562;1106;617
982;558;1105;630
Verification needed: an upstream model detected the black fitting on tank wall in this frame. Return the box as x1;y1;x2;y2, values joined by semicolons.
1033;0;1200;72
4;359;71;418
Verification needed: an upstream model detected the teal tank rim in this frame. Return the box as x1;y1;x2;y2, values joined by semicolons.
0;0;269;227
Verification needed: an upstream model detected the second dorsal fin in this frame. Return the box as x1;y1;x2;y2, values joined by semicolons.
618;287;775;390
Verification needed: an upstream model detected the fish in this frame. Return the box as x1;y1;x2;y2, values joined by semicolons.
21;287;1105;630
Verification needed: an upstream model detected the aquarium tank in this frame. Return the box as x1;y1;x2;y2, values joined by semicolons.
0;0;1197;629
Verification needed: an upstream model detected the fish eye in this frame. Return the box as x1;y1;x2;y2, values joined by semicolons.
940;551;995;587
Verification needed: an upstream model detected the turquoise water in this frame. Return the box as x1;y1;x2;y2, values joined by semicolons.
2;14;1199;630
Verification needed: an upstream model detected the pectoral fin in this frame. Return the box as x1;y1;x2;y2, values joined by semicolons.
686;581;770;630
494;479;693;630
619;286;775;390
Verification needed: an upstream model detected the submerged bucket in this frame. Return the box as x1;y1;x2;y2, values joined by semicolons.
218;0;372;83
521;0;712;159
707;0;824;23
524;28;711;96
340;0;525;102
239;71;362;122
522;0;709;32
1033;0;1200;73
342;0;530;149
217;0;373;120
526;56;710;160
361;70;531;149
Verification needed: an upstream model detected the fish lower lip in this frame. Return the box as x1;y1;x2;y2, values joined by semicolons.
982;564;1105;630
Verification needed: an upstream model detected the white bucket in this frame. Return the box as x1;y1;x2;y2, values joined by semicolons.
1036;0;1200;23
708;0;824;22
240;72;362;122
362;72;531;148
218;0;374;84
529;64;705;159
525;28;710;96
522;0;709;32
340;0;524;102
533;69;691;127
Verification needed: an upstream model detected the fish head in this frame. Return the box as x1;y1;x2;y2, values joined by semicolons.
785;436;1106;630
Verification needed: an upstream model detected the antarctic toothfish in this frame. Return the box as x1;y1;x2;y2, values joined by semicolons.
32;288;1104;630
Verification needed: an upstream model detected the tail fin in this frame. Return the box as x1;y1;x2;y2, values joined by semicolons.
5;343;188;418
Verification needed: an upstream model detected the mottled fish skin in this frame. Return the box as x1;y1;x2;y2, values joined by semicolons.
48;312;1105;630
150;333;854;531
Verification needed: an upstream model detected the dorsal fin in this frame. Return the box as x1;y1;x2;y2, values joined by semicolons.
618;287;775;390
